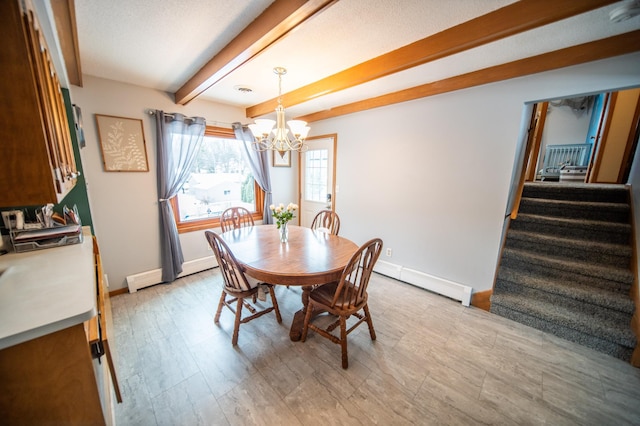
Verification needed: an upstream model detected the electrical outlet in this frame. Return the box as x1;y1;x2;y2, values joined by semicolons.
386;248;392;257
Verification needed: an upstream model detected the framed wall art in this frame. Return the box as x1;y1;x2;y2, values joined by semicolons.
272;150;291;167
95;114;149;172
72;104;86;148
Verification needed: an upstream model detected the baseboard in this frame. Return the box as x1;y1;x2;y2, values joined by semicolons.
126;256;217;293
375;260;472;306
471;289;493;311
127;257;473;306
109;288;129;297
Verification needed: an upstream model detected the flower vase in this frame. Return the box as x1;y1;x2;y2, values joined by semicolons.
279;221;289;243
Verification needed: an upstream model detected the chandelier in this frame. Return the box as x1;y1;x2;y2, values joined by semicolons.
249;67;310;156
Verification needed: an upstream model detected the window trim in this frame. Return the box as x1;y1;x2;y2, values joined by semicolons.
173;125;265;233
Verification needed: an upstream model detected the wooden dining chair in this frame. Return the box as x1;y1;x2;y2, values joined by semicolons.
205;231;282;345
310;210;340;235
301;238;383;368
220;207;254;233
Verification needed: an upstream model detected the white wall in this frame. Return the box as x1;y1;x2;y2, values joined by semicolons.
542;102;592;147
536;101;593;170
70;76;296;291
311;52;640;294
72;53;640;294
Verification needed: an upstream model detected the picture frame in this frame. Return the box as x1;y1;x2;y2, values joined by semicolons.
95;114;149;172
72;104;86;148
272;150;291;167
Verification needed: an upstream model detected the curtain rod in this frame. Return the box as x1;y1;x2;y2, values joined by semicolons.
145;108;237;128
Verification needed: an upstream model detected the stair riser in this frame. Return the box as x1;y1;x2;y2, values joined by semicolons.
509;219;630;245
490;304;634;361
518;201;629;222
504;237;631;268
500;255;632;293
522;186;629;204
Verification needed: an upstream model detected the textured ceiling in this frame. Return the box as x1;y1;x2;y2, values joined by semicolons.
74;0;640;121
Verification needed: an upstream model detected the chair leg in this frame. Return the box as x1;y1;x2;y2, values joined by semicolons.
363;304;376;340
340;315;348;369
300;301;314;342
268;285;282;323
214;290;226;324
232;297;243;346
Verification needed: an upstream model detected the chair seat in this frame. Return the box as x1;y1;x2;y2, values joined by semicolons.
310;281;365;311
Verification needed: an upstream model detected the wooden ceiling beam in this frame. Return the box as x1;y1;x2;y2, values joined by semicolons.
246;0;617;118
296;31;640;123
174;0;337;106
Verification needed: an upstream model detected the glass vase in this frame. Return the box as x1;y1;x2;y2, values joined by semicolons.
279;221;289;243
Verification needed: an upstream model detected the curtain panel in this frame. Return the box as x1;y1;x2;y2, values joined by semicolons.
232;122;274;224
156;111;205;282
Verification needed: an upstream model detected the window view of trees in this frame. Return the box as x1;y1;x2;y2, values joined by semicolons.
176;136;255;221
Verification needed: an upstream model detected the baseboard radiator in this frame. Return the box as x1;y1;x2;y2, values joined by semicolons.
374;260;472;306
126;256;217;292
126;256;473;306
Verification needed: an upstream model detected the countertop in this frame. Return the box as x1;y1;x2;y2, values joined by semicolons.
0;227;97;350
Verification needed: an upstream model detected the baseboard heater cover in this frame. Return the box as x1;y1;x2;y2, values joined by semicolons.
128;257;472;305
126;256;216;292
374;261;472;306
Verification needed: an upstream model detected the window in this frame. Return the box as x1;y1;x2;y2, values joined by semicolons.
304;148;328;202
172;126;264;233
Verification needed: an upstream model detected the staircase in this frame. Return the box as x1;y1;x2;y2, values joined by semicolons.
491;182;637;362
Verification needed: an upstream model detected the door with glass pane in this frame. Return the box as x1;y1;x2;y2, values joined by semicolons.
299;135;336;228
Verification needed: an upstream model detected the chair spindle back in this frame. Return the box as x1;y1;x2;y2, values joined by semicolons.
331;238;382;309
220;207;254;233
311;210;340;235
205;231;253;292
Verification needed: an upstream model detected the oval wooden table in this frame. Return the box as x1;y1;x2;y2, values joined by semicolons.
220;224;358;340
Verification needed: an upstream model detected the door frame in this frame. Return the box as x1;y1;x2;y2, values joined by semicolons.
297;133;338;226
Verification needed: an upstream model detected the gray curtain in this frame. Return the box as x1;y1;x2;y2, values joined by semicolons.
156;111;205;282
232;122;274;224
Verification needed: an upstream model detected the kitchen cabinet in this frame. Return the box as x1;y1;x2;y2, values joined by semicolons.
0;229;119;425
0;0;78;207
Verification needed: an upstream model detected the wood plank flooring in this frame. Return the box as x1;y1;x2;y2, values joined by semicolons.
110;268;640;425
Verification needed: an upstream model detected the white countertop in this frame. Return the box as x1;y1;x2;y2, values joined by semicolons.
0;227;97;350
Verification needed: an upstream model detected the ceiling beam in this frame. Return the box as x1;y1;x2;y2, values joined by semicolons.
174;0;337;106
296;30;640;123
50;0;82;87
246;0;617;118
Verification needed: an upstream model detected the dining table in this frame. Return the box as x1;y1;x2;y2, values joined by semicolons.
220;224;358;341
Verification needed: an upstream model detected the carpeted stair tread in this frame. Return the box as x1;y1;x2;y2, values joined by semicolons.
519;197;630;222
522;182;629;203
502;247;634;286
493;183;637;363
490;303;634;361
493;282;634;327
505;230;631;267
510;213;630;245
500;253;632;294
490;292;636;348
495;266;636;314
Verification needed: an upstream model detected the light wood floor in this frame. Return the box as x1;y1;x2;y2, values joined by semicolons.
110;268;640;425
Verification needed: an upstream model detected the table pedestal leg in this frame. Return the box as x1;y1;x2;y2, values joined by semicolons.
290;286;312;341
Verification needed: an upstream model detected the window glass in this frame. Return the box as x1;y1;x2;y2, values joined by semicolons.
304;148;328;202
173;127;263;233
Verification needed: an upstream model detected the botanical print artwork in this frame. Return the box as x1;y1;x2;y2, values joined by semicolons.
96;115;149;172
